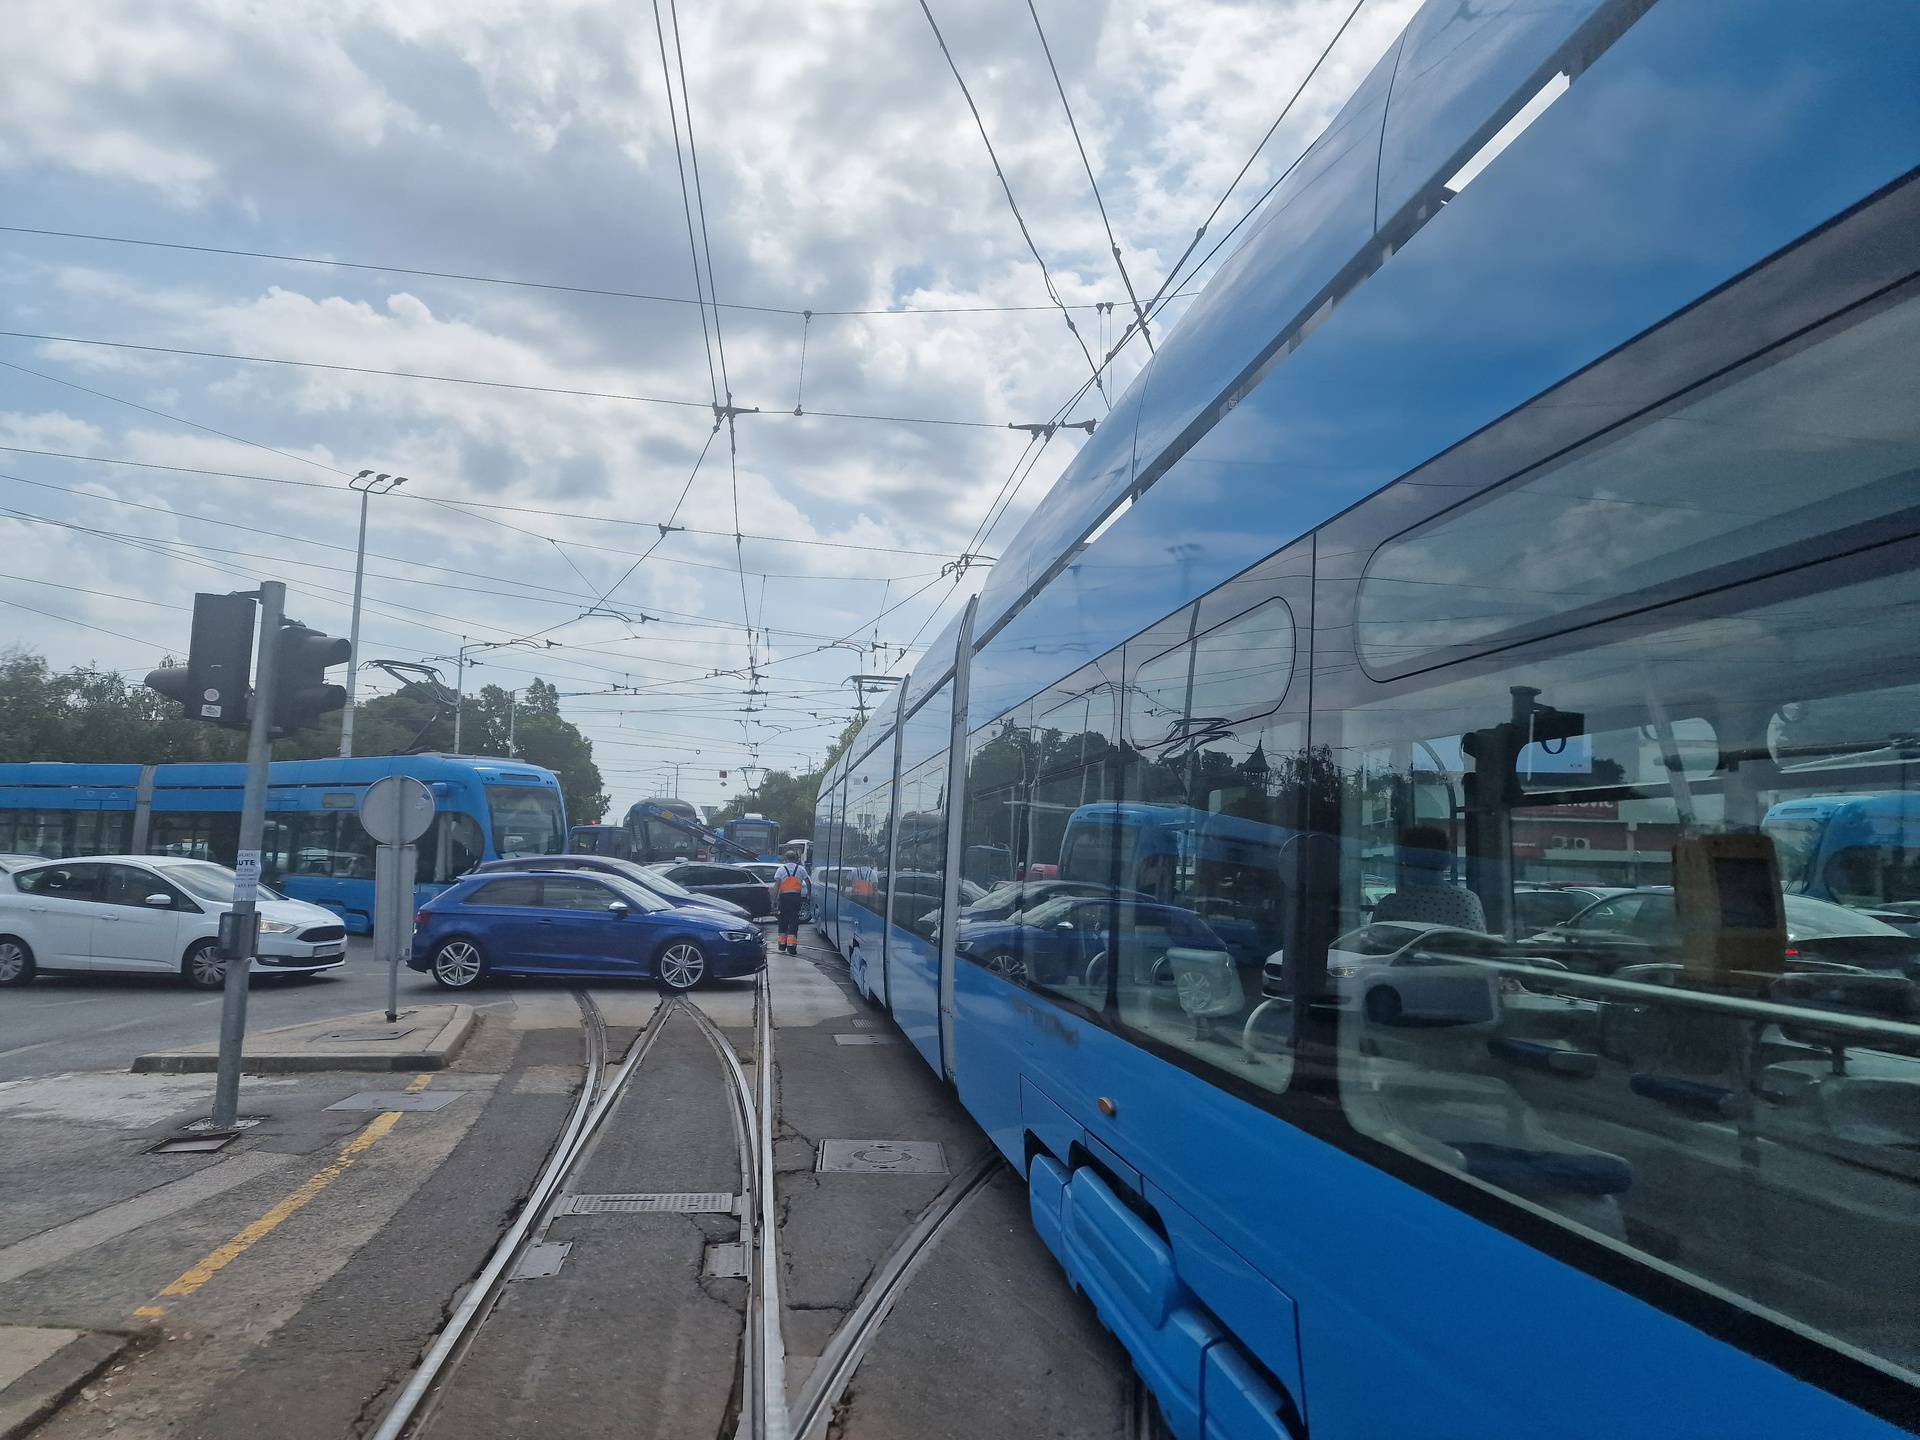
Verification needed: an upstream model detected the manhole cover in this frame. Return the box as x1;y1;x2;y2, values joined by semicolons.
510;1242;571;1280
324;1091;463;1112
320;1026;422;1042
817;1140;948;1175
702;1242;748;1278
557;1192;739;1216
832;1033;896;1046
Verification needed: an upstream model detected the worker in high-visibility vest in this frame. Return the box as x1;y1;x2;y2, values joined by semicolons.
772;848;811;955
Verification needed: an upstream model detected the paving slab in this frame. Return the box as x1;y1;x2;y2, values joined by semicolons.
130;1004;474;1074
0;1327;130;1440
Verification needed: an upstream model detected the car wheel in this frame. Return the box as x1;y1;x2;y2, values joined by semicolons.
182;939;226;990
0;937;36;987
431;938;489;990
985;951;1027;985
656;940;708;992
1365;985;1404;1026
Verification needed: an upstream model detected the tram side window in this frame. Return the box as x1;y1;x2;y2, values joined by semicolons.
148;811;240;866
0;809;75;858
1112;597;1304;1093
892;755;947;937
1328;556;1920;1383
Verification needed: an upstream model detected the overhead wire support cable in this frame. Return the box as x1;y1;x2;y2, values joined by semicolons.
651;0;719;405
0;333;1010;433
0;443;987;558
0;223;1190;318
1024;0;1154;355
916;0;1110;407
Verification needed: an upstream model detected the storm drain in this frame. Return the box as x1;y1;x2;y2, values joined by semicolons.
817;1140;948;1175
702;1242;748;1278
510;1242;572;1280
148;1134;236;1154
832;1033;896;1046
556;1192;739;1216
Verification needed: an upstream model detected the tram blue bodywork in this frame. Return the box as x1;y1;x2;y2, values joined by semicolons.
816;4;1919;1433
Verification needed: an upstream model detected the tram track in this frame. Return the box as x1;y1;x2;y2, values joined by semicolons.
366;989;667;1440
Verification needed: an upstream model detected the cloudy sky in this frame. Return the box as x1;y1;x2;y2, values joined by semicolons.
0;0;1414;811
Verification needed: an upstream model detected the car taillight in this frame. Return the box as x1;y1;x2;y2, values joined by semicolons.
414;910;430;925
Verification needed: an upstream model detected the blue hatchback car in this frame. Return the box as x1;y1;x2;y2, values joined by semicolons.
411;869;764;991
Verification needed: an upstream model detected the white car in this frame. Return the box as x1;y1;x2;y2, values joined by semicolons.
0;855;347;988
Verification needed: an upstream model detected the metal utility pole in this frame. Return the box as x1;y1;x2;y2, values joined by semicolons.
340;471;406;758
211;580;283;1132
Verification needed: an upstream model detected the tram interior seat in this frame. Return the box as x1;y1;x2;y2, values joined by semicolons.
1165;946;1245;1040
1348;970;1633;1229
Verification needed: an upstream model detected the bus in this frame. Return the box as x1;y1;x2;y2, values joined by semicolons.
721;814;780;861
0;755;567;933
1765;793;1920;928
812;6;1920;1437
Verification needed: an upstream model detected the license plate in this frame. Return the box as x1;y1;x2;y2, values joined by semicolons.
313;945;344;958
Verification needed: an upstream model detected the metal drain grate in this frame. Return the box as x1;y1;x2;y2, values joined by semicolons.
557;1192;738;1216
832;1033;896;1046
324;1091;463;1112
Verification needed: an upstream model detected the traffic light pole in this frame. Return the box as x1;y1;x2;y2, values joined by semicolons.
211;580;284;1132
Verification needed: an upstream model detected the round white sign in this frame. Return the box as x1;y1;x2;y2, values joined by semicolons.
358;774;435;845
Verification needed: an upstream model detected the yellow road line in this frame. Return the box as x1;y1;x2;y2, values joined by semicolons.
139;1109;404;1312
405;1072;434;1093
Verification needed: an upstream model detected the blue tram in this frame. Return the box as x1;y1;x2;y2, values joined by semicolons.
812;3;1920;1436
0;755;567;933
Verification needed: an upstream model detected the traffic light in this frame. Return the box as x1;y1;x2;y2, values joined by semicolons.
145;592;256;728
272;620;352;735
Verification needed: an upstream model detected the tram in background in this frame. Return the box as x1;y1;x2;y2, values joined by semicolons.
621;796;757;864
0;755;567;933
811;3;1920;1437
721;814;781;861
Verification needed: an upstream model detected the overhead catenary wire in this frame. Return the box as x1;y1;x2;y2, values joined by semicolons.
916;0;1110;408
650;0;720;406
0;444;987;560
0;224;1187;319
0;331;1012;431
1024;0;1153;355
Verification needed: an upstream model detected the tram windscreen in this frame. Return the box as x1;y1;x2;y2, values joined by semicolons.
487;786;566;859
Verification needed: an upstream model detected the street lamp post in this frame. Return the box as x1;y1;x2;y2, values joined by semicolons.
451;637;557;753
340;470;408;757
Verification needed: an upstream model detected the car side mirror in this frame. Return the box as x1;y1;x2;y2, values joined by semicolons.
1056;920;1075;931
607;901;631;917
145;893;174;908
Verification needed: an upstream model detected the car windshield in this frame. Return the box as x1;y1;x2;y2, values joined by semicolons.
164;861;285;904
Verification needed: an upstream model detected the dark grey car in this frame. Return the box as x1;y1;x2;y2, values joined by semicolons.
651;862;775;920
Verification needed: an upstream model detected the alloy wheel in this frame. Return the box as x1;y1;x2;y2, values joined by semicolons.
658;942;707;991
434;940;484;989
0;941;30;985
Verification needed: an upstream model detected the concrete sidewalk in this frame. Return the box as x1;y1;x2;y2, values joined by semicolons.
131;1004;474;1074
0;1327;130;1440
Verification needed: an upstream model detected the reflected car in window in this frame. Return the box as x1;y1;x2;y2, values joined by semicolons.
409;869;763;992
1531;886;1920;977
957;896;1224;989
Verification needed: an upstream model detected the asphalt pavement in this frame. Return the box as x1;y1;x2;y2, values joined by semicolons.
0;940;436;1083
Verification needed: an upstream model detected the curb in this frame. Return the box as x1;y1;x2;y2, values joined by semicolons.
0;1331;130;1440
130;1006;476;1075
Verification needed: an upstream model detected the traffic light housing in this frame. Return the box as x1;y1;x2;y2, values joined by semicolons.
144;592;256;728
272;620;352;736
